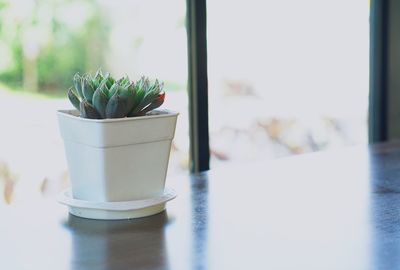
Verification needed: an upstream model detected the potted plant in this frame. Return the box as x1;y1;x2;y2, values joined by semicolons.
57;70;178;220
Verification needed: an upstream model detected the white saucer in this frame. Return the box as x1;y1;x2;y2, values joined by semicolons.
57;188;177;220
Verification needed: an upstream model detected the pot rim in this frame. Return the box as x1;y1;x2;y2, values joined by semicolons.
57;108;179;123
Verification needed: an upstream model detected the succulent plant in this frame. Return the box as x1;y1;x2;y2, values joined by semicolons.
67;69;166;119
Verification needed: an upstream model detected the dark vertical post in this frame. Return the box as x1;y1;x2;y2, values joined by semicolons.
369;0;389;142
186;0;210;173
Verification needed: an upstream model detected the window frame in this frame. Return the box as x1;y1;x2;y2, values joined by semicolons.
370;0;389;142
186;0;210;173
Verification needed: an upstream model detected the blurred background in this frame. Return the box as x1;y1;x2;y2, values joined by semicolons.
0;0;369;204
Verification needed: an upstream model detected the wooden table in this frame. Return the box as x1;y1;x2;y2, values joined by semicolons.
1;142;400;270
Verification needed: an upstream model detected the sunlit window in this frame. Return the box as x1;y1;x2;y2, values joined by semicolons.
207;0;369;168
0;0;370;205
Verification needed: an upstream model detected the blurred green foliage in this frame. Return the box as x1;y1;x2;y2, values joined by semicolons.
0;39;23;87
0;0;108;94
0;0;187;97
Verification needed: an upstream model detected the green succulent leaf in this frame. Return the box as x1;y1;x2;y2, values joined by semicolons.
105;92;127;118
92;86;109;118
92;70;103;89
133;78;146;100
94;69;103;81
108;83;119;98
106;76;115;89
73;73;83;98
117;75;131;88
119;83;136;114
97;73;110;90
89;78;98;91
82;76;95;103
68;87;81;110
91;79;99;90
134;86;146;103
80;100;101;119
130;79;162;116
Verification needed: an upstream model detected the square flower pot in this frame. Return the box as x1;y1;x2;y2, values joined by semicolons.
57;109;178;202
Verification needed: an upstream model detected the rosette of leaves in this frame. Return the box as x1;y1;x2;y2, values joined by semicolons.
68;70;166;119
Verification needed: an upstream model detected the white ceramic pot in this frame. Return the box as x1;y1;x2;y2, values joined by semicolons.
57;109;178;203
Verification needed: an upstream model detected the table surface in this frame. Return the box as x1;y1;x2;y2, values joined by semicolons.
2;142;400;270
